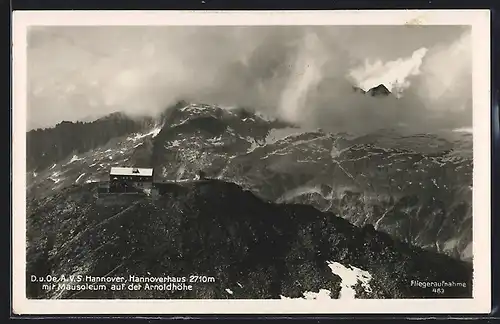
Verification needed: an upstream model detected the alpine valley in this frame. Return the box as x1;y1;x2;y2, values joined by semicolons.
26;86;473;299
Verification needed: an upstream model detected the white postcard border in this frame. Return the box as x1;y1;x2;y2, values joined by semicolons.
12;9;491;315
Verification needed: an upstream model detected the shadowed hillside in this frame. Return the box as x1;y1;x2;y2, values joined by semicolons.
26;180;472;299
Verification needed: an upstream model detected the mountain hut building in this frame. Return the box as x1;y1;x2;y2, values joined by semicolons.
109;167;154;193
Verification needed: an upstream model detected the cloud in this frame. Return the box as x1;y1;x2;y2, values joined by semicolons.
277;32;330;123
413;29;472;112
27;26;472;134
348;47;428;94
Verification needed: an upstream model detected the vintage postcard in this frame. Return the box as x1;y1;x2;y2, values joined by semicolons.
12;10;491;315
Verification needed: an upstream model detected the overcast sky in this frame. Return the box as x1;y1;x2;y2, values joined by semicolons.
27;25;472;133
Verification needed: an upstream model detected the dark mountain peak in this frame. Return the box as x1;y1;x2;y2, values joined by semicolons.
159;101;295;135
351;84;392;97
367;84;392;97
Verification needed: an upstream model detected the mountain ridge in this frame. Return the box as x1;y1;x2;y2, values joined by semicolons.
26;179;472;299
26;112;156;172
26;101;473;262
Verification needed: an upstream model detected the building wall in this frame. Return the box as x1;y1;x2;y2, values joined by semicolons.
109;175;153;193
110;175;152;182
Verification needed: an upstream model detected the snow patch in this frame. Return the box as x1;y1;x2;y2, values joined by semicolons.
151;126;162;138
265;127;306;145
207;136;224;146
50;163;57;170
327;261;372;299
431;178;439;188
225;288;233;295
180;104;207;114
246;137;261;153
75;173;85;183
127;126;163;141
174;179;193;183
280;289;333;300
168;140;181;148
66;155;82;165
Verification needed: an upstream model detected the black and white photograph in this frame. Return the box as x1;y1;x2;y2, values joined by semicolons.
13;10;491;314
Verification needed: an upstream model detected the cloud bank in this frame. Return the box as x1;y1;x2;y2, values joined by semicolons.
27;25;472;134
349;47;428;94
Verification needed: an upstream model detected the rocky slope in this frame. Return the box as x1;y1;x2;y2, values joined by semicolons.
26;180;472;299
27;112;155;172
26;92;473;262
